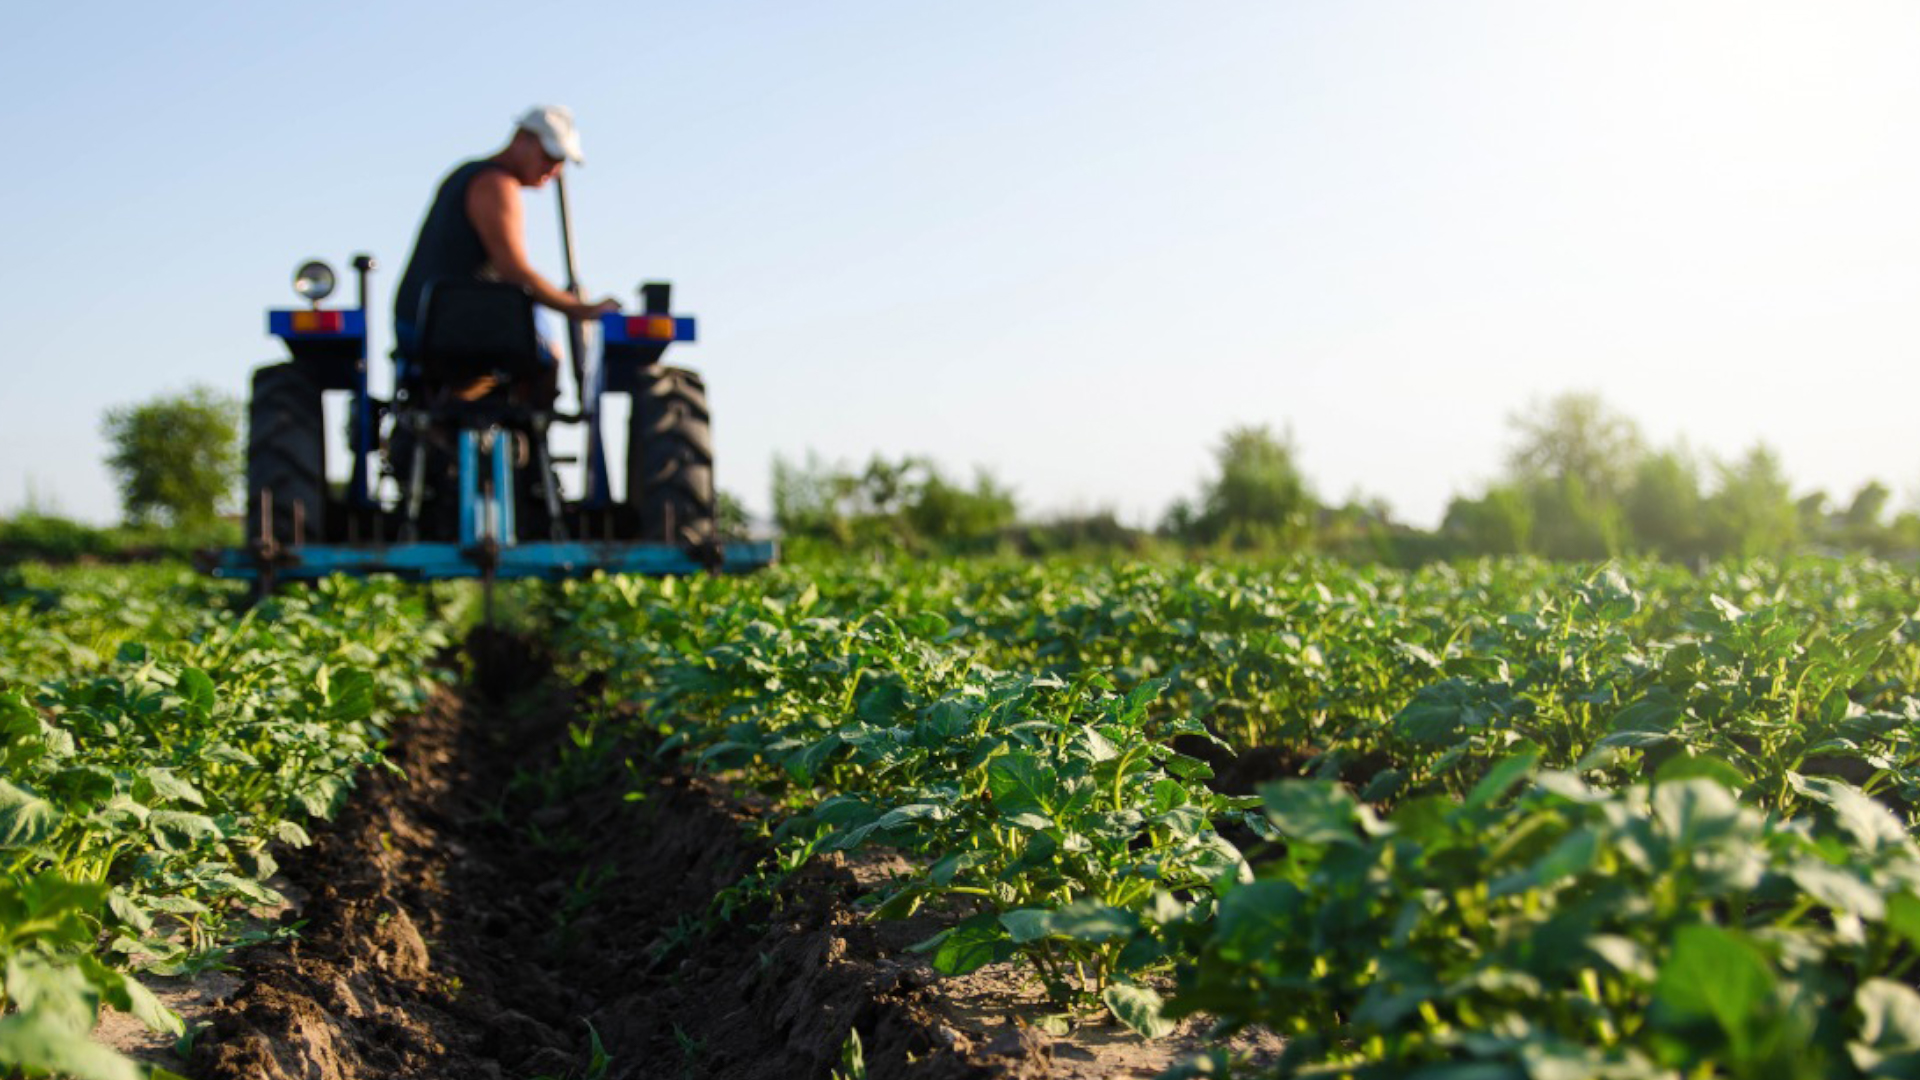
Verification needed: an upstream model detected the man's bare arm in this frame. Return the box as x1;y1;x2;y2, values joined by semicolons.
466;170;618;319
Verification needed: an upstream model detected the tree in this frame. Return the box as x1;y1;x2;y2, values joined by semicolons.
101;386;241;529
1449;392;1645;560
1526;474;1625;560
1624;449;1707;560
1183;425;1316;547
716;489;752;538
1843;481;1891;529
903;466;1017;544
1506;392;1643;503
1441;483;1533;556
1704;444;1798;558
770;451;1016;550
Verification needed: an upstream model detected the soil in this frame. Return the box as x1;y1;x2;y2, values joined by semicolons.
166;631;1279;1080
1174;732;1398;799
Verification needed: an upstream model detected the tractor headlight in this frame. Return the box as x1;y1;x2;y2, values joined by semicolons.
293;260;336;304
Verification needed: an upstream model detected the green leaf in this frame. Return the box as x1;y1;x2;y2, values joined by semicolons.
912;912;1016;976
0;1011;143;1080
1047;901;1139;943
1160;754;1215;782
1359;768;1406;803
1596;730;1676;750
139;768;206;809
1650;924;1777;1056
1517;827;1599;891
22;871;109;926
1000;909;1052;944
827;802;946;851
1465;747;1539;809
1650;778;1747;850
1790;861;1885;920
106;889;154;934
1790;773;1908;851
0;779;60;848
321;667;375;726
1103;983;1175;1039
272;820;313;846
1586;935;1655;981
1852;979;1920;1077
928;851;983;887
149;810;223;852
1257;781;1358;847
1652;754;1748;791
1888;892;1920;950
1532;771;1607;805
176;667;217;716
987;751;1054;816
1857;979;1920;1048
78;955;182;1037
1610;689;1684;733
1214;880;1301;955
6;954;99;1032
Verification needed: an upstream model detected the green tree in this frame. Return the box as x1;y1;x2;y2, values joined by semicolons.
1526;474;1624;560
1624;449;1707;559
716;489;751;538
1470;392;1644;560
101;386;241;529
770;451;1016;550
1506;392;1644;501
1441;483;1533;556
1704;444;1798;557
1184;425;1316;547
1843;480;1891;529
1832;480;1896;554
903;466;1017;544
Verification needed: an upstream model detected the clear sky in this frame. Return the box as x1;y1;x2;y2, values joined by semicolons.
4;1;1917;528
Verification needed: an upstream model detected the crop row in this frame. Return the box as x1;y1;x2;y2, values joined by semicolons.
0;568;452;1080
548;556;1920;1077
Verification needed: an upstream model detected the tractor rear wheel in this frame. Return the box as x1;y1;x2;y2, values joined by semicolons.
245;363;326;547
626;366;715;547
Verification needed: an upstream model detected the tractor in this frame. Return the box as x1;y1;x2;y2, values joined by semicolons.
208;220;775;595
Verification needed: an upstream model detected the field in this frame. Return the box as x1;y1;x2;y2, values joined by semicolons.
5;555;1920;1080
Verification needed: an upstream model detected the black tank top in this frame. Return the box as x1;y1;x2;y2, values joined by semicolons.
392;159;511;332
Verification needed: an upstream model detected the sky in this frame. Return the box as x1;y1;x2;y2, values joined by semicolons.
4;1;1918;529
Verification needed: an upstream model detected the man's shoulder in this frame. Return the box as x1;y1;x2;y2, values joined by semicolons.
439;158;505;185
464;164;517;199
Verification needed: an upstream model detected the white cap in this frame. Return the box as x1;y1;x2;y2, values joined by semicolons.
516;105;584;165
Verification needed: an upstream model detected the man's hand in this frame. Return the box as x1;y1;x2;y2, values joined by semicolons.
567;296;621;320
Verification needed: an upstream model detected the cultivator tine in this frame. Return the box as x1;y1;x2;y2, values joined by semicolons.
532;414;568;541
248;488;279;602
402;413;429;543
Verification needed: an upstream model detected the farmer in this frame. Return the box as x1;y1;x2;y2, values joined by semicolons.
391;104;620;400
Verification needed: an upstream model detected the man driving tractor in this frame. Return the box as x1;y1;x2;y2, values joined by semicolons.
392;105;620;401
225;103;749;583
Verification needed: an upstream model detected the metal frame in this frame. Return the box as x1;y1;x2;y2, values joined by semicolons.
208;540;777;582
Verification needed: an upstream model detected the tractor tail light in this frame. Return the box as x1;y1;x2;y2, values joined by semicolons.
291;310;345;334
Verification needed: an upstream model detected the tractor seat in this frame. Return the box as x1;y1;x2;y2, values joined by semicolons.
414;280;547;392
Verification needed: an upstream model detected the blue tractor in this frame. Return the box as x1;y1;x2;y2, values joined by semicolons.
210;248;776;594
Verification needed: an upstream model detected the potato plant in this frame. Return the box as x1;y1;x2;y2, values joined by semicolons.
0;570;450;1080
551;554;1920;1071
